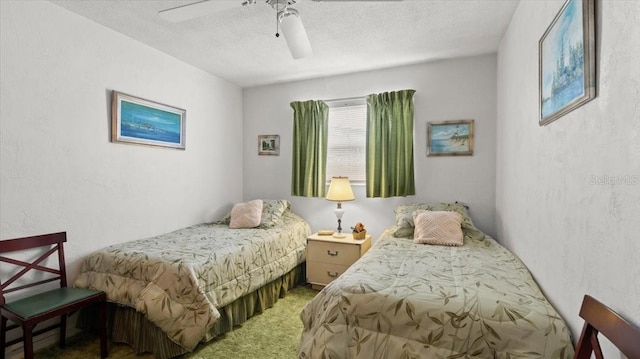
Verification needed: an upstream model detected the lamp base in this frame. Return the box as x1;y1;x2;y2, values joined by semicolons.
332;233;347;239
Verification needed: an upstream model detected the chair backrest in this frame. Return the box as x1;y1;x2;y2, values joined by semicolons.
0;232;68;306
574;295;640;359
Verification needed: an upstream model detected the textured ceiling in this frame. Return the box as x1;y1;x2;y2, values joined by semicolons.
49;0;519;88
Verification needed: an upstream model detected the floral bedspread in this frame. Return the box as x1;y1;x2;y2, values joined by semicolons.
74;211;310;350
299;228;574;358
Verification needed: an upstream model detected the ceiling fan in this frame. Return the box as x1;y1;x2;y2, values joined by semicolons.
158;0;402;59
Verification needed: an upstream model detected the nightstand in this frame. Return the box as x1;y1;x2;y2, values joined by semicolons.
306;232;372;290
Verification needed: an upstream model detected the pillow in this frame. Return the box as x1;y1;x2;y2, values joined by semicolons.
257;199;291;228
392;202;485;241
229;199;263;229
412;210;464;246
218;199;291;228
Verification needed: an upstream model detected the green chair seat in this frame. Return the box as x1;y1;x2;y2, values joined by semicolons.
4;287;103;319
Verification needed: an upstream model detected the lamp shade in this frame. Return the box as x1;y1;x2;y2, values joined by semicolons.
326;177;355;202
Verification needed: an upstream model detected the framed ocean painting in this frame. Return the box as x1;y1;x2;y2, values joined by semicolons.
539;0;596;126
111;91;186;149
427;120;474;157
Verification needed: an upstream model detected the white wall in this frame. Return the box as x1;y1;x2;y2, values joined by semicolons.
496;0;640;353
0;1;244;281
243;55;497;240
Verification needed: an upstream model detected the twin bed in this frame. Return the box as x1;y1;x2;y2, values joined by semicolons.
74;200;574;358
74;199;310;358
298;202;575;358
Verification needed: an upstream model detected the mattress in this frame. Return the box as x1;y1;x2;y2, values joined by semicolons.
299;228;574;358
75;211;310;350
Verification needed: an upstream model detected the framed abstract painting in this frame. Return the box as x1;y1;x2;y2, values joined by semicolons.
539;0;596;126
111;91;186;149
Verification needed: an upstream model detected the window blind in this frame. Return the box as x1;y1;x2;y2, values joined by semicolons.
326;99;367;183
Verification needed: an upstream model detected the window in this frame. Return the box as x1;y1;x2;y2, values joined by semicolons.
326;98;367;184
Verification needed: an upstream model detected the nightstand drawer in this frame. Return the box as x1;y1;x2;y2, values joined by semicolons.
307;240;360;266
306;261;349;285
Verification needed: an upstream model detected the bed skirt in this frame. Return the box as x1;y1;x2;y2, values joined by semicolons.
79;263;306;359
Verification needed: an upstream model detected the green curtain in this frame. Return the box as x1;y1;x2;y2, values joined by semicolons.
366;89;416;198
290;100;329;197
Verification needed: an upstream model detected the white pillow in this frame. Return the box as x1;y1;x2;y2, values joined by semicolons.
229;200;263;229
412;210;464;246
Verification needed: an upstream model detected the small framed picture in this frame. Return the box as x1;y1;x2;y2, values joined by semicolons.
427;120;474;156
258;135;279;156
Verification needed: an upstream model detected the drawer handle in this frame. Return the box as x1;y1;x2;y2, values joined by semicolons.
327;250;339;256
327;271;339;278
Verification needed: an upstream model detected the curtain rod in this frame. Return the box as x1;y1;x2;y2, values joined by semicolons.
323;95;367;103
323;96;368;108
323;89;415;103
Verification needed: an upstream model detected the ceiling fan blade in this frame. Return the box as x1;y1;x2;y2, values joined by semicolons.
310;0;402;2
280;10;313;59
158;0;240;22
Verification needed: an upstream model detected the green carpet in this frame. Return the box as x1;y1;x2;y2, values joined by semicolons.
36;286;318;359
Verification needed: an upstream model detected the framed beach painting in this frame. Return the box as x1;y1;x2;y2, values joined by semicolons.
111;91;186;149
258;135;279;155
539;0;596;126
427;120;474;157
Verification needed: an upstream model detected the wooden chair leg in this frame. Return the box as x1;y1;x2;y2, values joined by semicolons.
99;301;108;358
22;324;34;359
59;313;67;348
1;316;7;359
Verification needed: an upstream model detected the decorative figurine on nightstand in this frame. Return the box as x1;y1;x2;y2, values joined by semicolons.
351;222;366;239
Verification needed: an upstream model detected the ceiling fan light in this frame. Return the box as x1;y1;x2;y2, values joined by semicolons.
279;9;313;59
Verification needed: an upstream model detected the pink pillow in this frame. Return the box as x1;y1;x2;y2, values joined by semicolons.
412;210;464;246
229;200;263;229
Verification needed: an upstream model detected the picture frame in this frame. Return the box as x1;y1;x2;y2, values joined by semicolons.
427;120;474;157
539;0;596;126
258;135;279;156
111;91;186;149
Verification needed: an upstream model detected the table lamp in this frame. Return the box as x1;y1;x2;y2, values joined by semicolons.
326;176;355;238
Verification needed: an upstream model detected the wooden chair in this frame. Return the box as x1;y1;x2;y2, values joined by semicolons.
573;295;640;359
0;232;107;359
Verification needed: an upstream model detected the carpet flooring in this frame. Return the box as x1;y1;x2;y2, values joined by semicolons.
36;286;318;359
